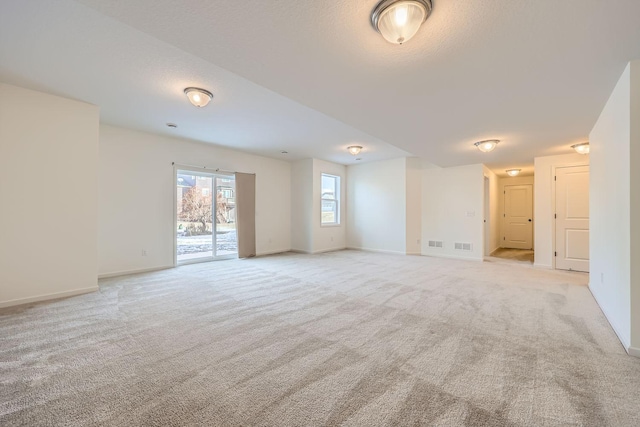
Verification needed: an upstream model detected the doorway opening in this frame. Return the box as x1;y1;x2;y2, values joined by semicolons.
175;168;237;264
493;177;535;264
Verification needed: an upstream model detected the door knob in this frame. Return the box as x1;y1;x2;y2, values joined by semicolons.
528;219;532;222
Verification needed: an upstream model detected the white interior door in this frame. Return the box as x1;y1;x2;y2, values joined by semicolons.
503;185;533;249
555;165;589;272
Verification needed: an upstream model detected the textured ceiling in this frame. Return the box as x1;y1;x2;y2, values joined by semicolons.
0;0;408;165
3;0;640;174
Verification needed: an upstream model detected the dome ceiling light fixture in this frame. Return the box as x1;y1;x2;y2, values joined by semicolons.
474;139;500;153
371;0;433;45
571;142;590;154
184;87;213;108
347;145;363;155
506;169;521;177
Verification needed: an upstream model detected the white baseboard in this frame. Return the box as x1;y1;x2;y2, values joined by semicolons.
533;263;552;269
290;247;347;255
256;248;291;257
98;265;173;279
489;246;501;256
0;286;99;309
346;246;406;255
422;252;483;262
588;285;632;353
312;247;347;254
628;346;640;358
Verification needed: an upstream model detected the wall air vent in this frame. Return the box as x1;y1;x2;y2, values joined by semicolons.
454;242;473;251
428;240;443;248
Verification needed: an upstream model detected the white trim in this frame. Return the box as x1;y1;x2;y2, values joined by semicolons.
98;265;174;279
422;252;484;262
256;249;291;257
173;164;178;267
588;284;631;351
174;166;239;265
551;163;589;270
0;286;98;309
628;347;640;358
320;172;341;227
290;248;312;254
406;251;422;256
312;247;347;254
347;246;406;255
533;263;553;269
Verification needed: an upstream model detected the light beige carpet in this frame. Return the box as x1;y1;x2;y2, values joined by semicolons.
490;248;535;263
1;250;639;426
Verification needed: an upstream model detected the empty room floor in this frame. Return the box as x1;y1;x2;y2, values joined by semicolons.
1;250;639;426
490;248;535;264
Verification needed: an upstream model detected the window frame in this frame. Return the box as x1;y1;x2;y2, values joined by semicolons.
320;173;340;226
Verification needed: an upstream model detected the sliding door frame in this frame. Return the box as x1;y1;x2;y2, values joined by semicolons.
173;164;236;267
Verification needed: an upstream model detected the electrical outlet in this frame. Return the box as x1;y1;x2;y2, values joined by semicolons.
601;272;604;284
417;239;420;244
331;236;334;242
141;249;147;257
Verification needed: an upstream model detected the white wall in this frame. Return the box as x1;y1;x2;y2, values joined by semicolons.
589;62;632;350
347;158;408;254
631;61;640;353
313;159;346;253
533;153;589;269
406;158;423;255
498;175;534;249
0;83;99;307
98;125;291;276
483;166;501;255
422;164;485;261
291;159;313;253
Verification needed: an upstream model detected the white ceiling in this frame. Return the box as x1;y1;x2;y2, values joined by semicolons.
3;1;640;175
0;0;409;165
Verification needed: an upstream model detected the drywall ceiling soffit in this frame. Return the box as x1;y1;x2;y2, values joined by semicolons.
73;0;640;171
0;0;408;165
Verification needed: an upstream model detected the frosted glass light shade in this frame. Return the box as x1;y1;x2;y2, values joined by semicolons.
347;145;362;155
571;142;590;154
184;87;213;108
506;169;521;177
474;140;500;153
372;0;431;45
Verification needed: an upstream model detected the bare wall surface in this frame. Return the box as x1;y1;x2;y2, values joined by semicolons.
631;61;640;352
483;166;501;255
589;63;631;350
347;158;407;254
291;159;314;253
0;84;99;307
98;125;291;276
422;164;484;261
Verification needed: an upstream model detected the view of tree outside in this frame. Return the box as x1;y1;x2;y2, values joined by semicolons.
176;172;237;262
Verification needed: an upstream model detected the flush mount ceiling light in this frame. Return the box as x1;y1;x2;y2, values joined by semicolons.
371;0;433;45
571;142;590;154
184;87;213;108
506;169;521;177
347;145;363;155
474;140;500;153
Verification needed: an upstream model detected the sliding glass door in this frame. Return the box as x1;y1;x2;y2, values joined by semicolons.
176;168;237;264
